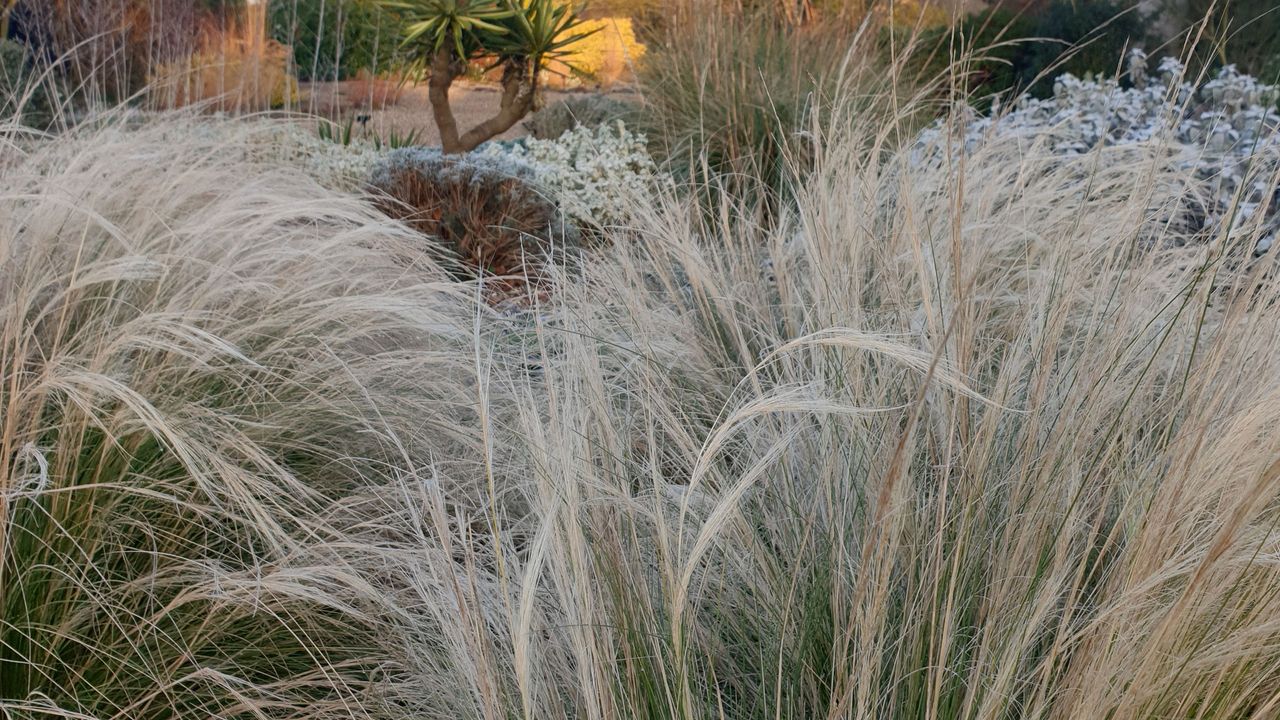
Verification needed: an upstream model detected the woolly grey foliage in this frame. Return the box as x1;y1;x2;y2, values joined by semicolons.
919;51;1280;255
372;145;540;189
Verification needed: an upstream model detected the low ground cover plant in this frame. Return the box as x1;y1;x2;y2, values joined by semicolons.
278;115;657;229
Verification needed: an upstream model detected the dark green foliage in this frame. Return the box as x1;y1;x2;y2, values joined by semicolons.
1183;0;1280;81
916;1;1151;105
1017;0;1149;95
0;38;49;126
269;0;407;81
0;37;28;99
909;9;1034;109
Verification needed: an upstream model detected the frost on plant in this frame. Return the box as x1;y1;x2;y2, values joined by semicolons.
274;124;387;191
918;51;1280;255
478;121;658;228
371;145;541;190
194;118;655;232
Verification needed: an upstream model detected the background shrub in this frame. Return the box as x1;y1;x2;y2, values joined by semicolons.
637;12;891;202
915;0;1150;105
268;0;406;81
909;9;1033;108
523;93;639;140
148;38;298;111
1016;0;1150;95
0;38;50;125
541;17;646;89
344;67;407;109
1181;0;1280;81
7;0;231;102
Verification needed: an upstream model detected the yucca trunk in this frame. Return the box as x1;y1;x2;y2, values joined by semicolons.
428;45;537;154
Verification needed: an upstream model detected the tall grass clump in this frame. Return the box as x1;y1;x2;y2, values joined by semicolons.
349;64;1280;718
0;113;479;719
637;7;903;203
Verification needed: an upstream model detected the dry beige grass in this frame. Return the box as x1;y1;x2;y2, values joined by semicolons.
4;31;1280;720
0;112;477;719
351;75;1280;718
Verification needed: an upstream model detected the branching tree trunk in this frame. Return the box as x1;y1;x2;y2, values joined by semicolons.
428;45;538;154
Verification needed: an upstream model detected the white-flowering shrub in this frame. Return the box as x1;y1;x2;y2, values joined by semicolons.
371;144;541;188
919;51;1280;254
160;118;656;229
272;123;387;191
478;121;657;227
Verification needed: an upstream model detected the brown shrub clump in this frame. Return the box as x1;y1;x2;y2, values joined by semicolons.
369;148;574;302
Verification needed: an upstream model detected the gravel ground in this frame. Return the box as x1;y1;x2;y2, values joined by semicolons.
298;80;641;146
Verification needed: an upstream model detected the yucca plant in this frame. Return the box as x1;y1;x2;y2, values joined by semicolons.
316;117;420;149
317;114;359;144
382;0;596;153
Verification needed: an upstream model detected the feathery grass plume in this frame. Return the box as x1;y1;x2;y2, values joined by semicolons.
354;49;1280;720
0;113;479;719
